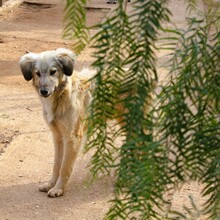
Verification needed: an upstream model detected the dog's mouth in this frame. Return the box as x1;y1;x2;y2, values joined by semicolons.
41;94;51;98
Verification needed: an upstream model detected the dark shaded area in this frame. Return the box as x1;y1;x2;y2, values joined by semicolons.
21;1;54;9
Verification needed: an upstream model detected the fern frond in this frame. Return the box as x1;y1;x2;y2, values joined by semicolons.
159;15;220;218
63;0;89;54
63;0;220;218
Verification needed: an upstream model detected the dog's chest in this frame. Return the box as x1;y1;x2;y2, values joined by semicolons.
41;98;54;123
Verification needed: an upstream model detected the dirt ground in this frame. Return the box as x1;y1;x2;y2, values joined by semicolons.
0;0;209;219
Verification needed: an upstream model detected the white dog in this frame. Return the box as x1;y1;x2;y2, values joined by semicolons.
19;48;93;197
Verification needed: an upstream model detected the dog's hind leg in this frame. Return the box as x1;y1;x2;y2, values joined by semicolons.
47;134;81;197
39;129;63;193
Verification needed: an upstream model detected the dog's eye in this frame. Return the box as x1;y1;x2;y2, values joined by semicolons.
35;71;41;77
50;69;57;75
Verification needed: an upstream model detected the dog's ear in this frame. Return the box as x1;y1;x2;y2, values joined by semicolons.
19;53;38;81
56;48;76;76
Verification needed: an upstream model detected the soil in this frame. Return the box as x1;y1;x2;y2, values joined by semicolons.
0;1;113;219
0;0;210;219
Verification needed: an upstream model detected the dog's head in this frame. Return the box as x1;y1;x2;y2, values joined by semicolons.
19;48;76;98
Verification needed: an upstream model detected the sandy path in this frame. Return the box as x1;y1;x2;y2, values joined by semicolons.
0;0;207;219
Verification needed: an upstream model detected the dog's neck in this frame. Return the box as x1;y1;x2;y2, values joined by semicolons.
41;96;54;124
40;77;72;124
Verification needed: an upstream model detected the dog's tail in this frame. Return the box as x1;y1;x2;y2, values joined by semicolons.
72;68;96;93
78;68;97;80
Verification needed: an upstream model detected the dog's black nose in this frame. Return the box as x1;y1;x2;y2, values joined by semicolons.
40;89;49;97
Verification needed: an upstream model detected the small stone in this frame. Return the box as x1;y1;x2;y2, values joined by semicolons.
2;140;9;144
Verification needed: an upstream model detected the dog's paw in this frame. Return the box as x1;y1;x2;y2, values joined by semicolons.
47;187;64;198
39;181;55;192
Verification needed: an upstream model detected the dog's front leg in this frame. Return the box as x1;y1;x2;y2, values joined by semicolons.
47;135;81;197
39;130;63;193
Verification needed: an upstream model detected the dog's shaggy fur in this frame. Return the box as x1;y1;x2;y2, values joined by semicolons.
19;48;93;197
